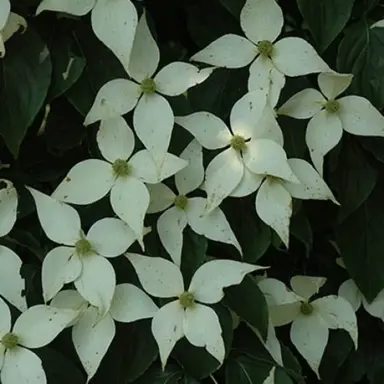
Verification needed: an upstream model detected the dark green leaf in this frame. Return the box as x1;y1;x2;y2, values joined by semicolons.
290;210;313;257
132;363;182;384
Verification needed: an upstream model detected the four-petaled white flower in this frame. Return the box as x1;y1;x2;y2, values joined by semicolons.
0;180;26;312
190;0;330;102
84;12;214;171
176;90;299;212
51;116;187;246
259;276;358;378
28;187;145;315
0;298;78;384
126;253;265;367
278;72;384;175
147;139;242;266
50;286;158;381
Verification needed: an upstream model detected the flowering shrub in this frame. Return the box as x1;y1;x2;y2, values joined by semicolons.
1;0;384;382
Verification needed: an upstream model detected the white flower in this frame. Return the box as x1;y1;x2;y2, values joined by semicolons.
0;180;26;312
50;286;158;381
36;0;138;73
176;90;298;212
147;139;242;266
51;116;187;246
263;367;276;384
278;72;384;175
0;298;78;384
190;0;330;101
27;187;144;315
84;12;214;170
126;253;265;367
259;276;358;378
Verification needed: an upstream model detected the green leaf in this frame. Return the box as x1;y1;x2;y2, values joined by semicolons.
132;363;182;384
290;209;313;257
224;275;269;340
297;0;355;52
337;19;384;109
0;28;52;157
336;186;384;301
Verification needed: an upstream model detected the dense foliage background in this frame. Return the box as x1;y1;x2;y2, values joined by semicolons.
2;0;384;383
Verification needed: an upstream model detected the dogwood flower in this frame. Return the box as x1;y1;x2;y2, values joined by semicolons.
278;72;384;175
0;180;26;312
52;116;187;246
84;13;213;170
0;298;78;384
258;276;358;378
126;253;265;367
190;0;330;101
27;187;144;315
50;286;158;381
264;367;276;384
176;90;298;212
36;0;138;73
147;139;242;265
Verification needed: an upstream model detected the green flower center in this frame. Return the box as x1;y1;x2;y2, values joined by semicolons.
75;238;94;257
174;195;188;210
179;292;195;309
230;135;247;151
112;159;131;178
324;99;340;114
300;302;314;316
1;333;19;349
140;78;156;94
257;40;274;57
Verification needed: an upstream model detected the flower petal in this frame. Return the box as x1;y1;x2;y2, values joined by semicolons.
273;37;331;77
84;79;140;126
175;112;231;150
151;300;184;369
258;278;302;307
290;314;329;379
158;153;189;183
50;290;88;312
158;207;188;266
125;253;184;297
230;166;264;197
263;367;276;384
338;95;384;137
14;305;78;348
36;0;95;16
338;279;362;312
128;12;159;82
42;246;81;303
110;178;149;247
72;307;115;381
175;139;204;195
184;304;225;364
362;289;384;320
146;183;176;214
190;34;256;68
0;180;17;237
187;197;242;256
52;159;114;205
91;0;137;72
97;116;135;162
0;0;10;30
306;110;343;175
205;149;244;211
155;63;214;96
318;72;353;100
87;218;136;257
253;105;284;145
240;0;283;44
110;283;159;322
230;90;267;138
284;159;338;203
189;259;263;304
255;178;292;247
0;297;12;334
27;187;81;245
290;276;326;301
277;89;325;119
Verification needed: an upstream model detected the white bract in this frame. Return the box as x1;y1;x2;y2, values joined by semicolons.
27;187;143;315
51;286;158;381
84;12;214;171
176;90;299;212
0;180;26;312
0;298;78;384
126;253;265;367
259;276;358;378
190;0;330;101
278;72;384;175
147;139;241;266
51;116;187;247
36;0;138;73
